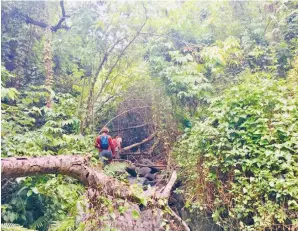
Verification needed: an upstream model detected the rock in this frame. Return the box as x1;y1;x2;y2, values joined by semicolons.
149;167;160;174
128;176;148;186
146;180;156;186
144;173;155;181
137;167;151;177
137;177;148;185
139;158;153;166
128;176;137;185
126;166;137;177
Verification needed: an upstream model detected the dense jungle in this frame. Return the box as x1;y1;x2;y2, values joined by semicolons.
1;1;298;231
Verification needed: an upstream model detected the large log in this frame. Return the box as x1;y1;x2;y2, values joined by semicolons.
1;155;189;231
2;155;144;203
1;155;171;203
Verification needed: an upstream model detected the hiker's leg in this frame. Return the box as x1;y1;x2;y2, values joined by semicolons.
99;151;106;166
115;150;119;159
106;150;113;164
100;150;112;166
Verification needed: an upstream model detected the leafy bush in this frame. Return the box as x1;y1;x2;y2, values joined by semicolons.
1;68;90;230
174;73;298;230
1;175;84;231
1;85;95;157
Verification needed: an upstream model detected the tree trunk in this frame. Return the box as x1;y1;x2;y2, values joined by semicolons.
2;155;143;202
44;27;54;108
81;54;108;134
20;1;70;108
1;155;176;202
1;155;189;231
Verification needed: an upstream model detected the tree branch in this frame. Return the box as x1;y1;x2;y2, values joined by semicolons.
156;171;177;199
51;1;70;32
123;132;157;151
23;1;70;32
168;206;190;231
25;15;49;29
95;9;148;102
60;0;67;17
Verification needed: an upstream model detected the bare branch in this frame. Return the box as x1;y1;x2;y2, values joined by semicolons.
168;206;191;231
60;0;67;17
23;1;70;32
95;9;148;101
2;155;175;204
123;132;157;151
156;171;177;199
25;15;49;29
51;1;70;32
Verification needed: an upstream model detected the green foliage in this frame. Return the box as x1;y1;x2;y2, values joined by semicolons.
104;162;129;182
201;36;243;73
2;0;298;230
174;73;298;230
1;83;95;157
131;210;140;220
1;68;87;229
48;217;77;231
1;223;36;231
1;175;84;231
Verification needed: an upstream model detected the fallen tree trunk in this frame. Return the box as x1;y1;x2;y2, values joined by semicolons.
2;155;145;203
1;155;189;231
2;155;170;203
123;132;157;151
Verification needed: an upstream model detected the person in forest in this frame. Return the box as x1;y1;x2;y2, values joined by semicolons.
112;135;122;159
95;127;115;166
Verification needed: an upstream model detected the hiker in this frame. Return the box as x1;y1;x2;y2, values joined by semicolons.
112;135;122;159
95;127;115;166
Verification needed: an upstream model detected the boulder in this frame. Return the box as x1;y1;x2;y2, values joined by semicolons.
150;167;161;174
144;173;155;181
137;167;151;177
126;166;137;177
127;176;148;186
146;180;156;186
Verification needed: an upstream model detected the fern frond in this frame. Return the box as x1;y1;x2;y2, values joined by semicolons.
29;216;48;229
48;217;76;231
